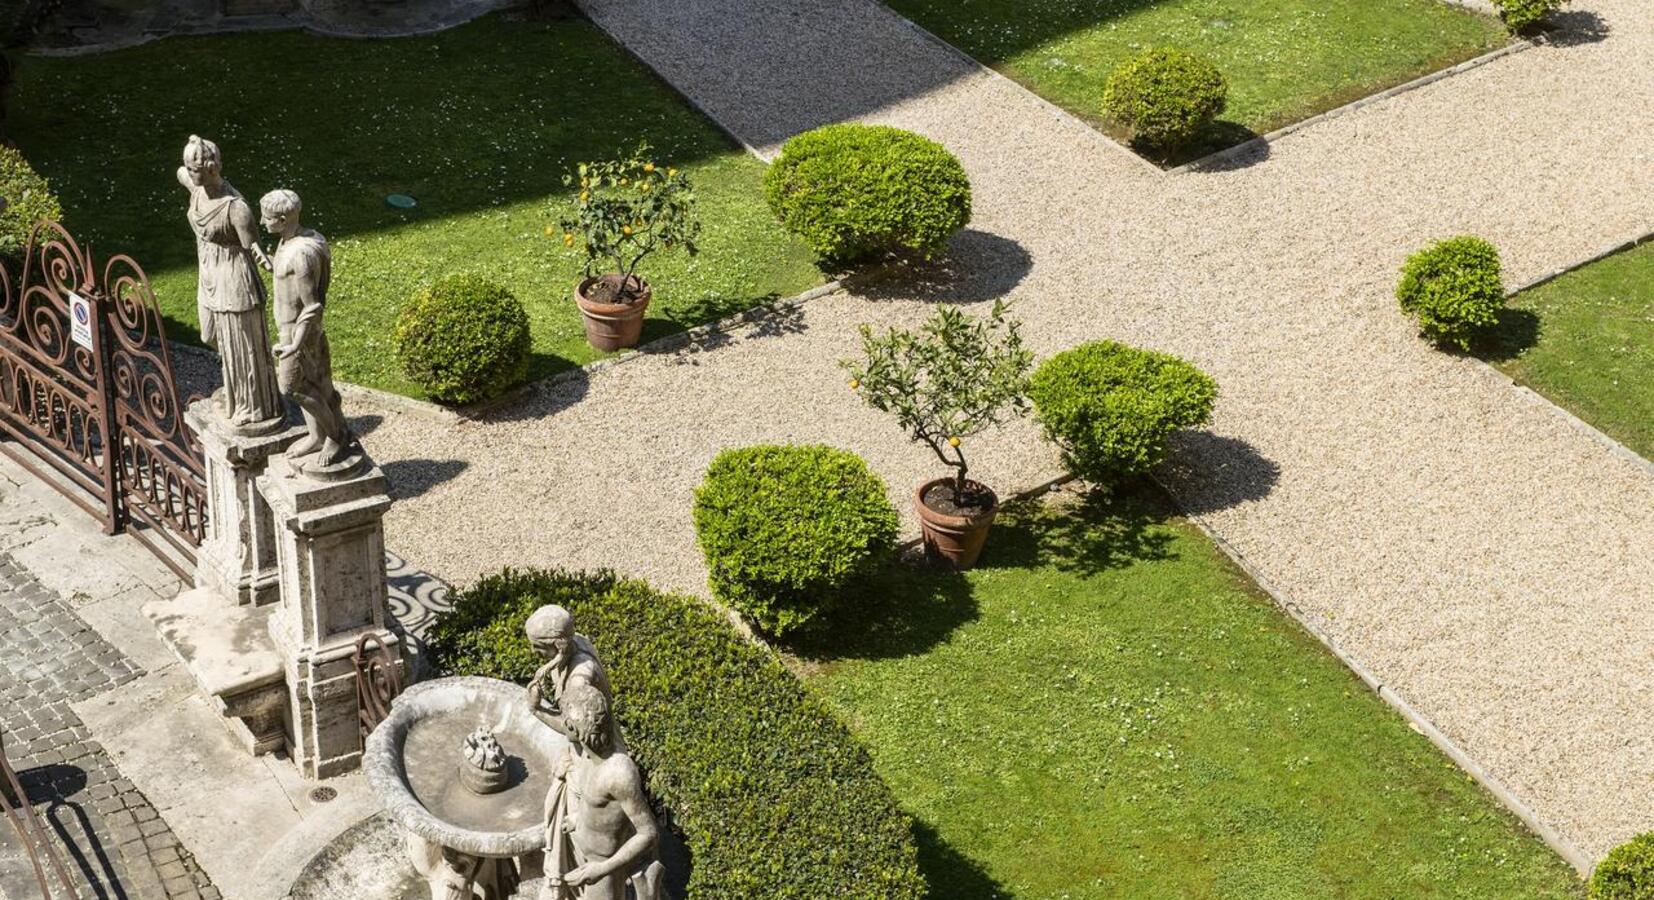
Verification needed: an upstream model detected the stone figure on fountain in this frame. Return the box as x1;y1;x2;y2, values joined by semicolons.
525;605;616;744
177;135;284;434
258;188;364;479
541;683;664;900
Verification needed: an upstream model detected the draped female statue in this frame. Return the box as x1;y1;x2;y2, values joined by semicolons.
177;135;283;433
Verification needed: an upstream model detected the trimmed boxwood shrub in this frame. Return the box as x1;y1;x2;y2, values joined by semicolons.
1494;0;1568;32
395;274;530;404
1029;340;1217;483
426;568;927;900
1102;47;1228;154
693;444;898;636
0;143;63;260
1395;236;1506;350
763;123;970;265
1592;832;1654;899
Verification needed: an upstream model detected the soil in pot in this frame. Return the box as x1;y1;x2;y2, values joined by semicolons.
916;478;998;570
575;273;652;352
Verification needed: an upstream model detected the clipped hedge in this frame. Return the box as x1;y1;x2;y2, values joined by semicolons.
1102;47;1228;154
693;445;898;636
427;568;927;900
1029;340;1217;483
1494;0;1568;32
1396;235;1505;350
0;144;63;260
395;273;530;404
1592;832;1654;900
763;123;970;265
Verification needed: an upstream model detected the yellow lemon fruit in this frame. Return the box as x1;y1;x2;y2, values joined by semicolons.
948;436;961;448
543;225;554;237
622;225;633;235
643;163;656;173
849;378;860;390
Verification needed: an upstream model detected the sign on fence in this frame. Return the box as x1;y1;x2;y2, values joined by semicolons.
69;291;93;349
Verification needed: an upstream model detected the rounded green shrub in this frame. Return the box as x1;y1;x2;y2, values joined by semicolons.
1029;340;1217;483
1592;832;1654;900
427;567;926;900
0;144;63;260
763;123;971;265
395;273;530;404
1494;0;1568;32
693;444;898;636
1395;236;1505;350
1102;47;1228;154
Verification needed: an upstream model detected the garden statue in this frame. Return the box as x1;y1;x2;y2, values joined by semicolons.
525;605;616;744
177;135;284;434
542;683;664;900
258;188;362;478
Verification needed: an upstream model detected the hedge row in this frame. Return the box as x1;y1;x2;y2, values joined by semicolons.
426;568;926;900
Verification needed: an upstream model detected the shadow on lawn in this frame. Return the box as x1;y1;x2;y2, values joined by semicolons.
789;560;978;662
979;485;1176;576
1472;307;1542;363
8;16;750;290
913;819;1012;900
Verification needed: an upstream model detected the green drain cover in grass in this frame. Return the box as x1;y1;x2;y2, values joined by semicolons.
386;193;418;209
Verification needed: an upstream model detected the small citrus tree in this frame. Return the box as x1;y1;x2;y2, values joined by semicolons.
843;301;1032;504
555;143;700;300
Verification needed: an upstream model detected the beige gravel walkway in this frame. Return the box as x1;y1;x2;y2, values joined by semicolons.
350;0;1654;864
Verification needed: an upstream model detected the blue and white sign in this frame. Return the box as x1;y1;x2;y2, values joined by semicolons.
69;291;93;350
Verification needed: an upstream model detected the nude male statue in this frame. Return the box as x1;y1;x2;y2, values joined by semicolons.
542;683;664;900
257;189;360;477
524;605;615;744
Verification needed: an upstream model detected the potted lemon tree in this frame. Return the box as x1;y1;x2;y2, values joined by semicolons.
556;145;700;352
843;301;1031;569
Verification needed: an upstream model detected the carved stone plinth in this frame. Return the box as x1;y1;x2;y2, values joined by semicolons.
260;452;400;779
187;399;303;607
142;586;289;756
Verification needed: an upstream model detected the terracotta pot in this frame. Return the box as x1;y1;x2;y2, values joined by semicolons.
914;478;999;570
574;274;652;352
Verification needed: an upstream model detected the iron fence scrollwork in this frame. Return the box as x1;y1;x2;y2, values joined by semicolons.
0;221;207;578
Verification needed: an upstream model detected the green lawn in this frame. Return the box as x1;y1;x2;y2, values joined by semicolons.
11;15;821;399
1482;241;1654;461
884;0;1508;161
799;485;1583;898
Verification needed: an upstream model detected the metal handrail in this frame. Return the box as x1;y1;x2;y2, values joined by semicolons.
0;729;81;899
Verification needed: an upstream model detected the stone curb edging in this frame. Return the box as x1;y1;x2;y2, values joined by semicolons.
1150;472;1596;877
1460;226;1654;479
872;0;1529;179
178;264;898;427
1169;37;1534;175
869;0;1164;178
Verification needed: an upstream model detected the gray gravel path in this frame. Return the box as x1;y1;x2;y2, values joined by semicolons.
346;0;1654;862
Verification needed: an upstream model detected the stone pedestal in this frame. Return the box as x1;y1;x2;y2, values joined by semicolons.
187;399;303;607
260;452;400;780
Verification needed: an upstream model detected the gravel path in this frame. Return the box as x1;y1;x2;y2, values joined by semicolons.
346;0;1654;862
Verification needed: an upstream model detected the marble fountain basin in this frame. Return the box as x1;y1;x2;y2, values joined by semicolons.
288;676;566;898
363;675;565;858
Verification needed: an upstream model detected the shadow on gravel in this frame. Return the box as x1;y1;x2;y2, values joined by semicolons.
1473;307;1542;363
787;559;978;662
859;230;1033;306
1542;10;1611;47
1158;432;1281;516
475;368;591;425
656;295;809;362
381;458;469;500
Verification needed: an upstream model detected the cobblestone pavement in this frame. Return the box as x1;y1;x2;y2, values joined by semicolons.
0;554;219;900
